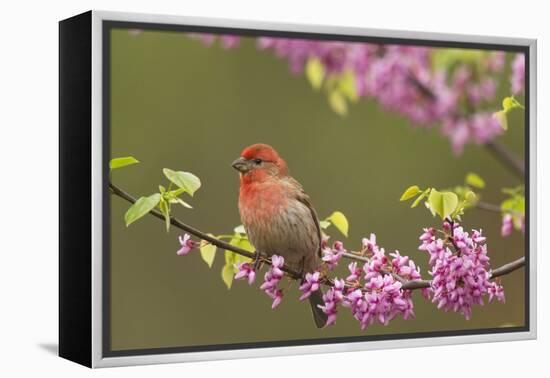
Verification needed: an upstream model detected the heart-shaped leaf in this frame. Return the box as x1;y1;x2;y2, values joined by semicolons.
163;168;201;196
124;193;161;227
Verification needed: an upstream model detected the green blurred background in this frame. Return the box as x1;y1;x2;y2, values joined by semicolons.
108;28;525;351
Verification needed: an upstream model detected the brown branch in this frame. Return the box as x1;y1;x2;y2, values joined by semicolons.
407;72;525;179
109;182;526;292
491;256;526;278
109;182;304;278
485;140;525;179
401;256;525;290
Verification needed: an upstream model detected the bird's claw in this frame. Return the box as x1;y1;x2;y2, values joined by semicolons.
253;251;264;271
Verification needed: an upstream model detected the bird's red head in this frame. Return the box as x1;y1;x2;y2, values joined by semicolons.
232;143;288;184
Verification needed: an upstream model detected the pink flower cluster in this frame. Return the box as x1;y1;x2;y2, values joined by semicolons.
259;39;507;154
321;236;422;329
419;222;505;319
187;33;518;154
259;255;285;309
318;279;345;326
345;275;414;330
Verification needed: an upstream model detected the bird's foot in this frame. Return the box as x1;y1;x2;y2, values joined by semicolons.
252;251;265;271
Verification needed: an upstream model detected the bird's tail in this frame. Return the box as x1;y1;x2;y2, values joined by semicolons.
308;290;328;328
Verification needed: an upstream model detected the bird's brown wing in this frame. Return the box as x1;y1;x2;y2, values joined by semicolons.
289;178;322;258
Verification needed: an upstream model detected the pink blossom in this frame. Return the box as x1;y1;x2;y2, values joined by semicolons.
234;262;256;285
260;255;286;309
299;271;321;300
501;214;513;237
488;282;506;303
487;52;505;72
511;54;525;95
270;289;284;309
220;35;240;49
322;240;344;270
346;262;362;282
176;234;195;256
319;279;345;326
363;248;388;281
362;233;379;253
419;227;435;243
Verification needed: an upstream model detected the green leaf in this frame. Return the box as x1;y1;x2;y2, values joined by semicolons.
502;186;524;196
200;236;217;268
163;168;201;196
464;190;477;203
110;156;139;170
501;196;525;214
465;173;485;189
319;220;331;229
124;193;161;227
427;189;459;220
305;58;325;90
221;263;234;289
411;188;431;208
431;49;487;74
158;198;170;232
339;70;358;102
502;96;515;112
176;198;193;209
229;235;254;255
400;185;421;201
325;211;349;237
328;91;348;116
502;96;524;113
233;224;246;234
493;111;508;130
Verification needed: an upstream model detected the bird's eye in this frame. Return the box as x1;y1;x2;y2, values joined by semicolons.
253;158;262;165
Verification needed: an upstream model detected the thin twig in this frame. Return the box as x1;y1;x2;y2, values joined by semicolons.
475;201;502;213
109;182;526;291
475;200;524;217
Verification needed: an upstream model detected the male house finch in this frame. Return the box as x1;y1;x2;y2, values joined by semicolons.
232;143;328;328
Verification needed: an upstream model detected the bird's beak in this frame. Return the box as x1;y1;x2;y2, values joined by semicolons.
231;157;250;173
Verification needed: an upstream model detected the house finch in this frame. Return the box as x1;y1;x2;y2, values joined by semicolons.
232;143;328;328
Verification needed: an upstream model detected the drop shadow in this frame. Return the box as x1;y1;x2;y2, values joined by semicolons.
38;343;58;355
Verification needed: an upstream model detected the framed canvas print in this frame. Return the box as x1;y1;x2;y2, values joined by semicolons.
59;10;537;368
